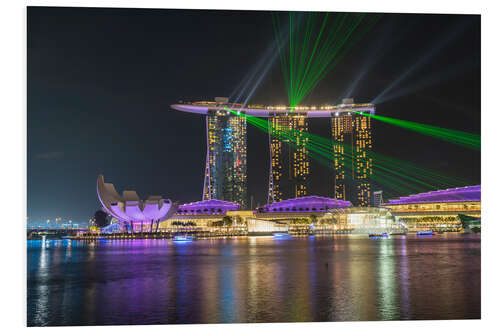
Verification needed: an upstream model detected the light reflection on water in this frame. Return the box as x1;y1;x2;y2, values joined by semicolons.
378;239;397;320
27;234;480;326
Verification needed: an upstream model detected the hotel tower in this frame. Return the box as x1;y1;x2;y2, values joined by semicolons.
267;115;310;203
331;99;373;206
171;97;374;207
203;111;247;208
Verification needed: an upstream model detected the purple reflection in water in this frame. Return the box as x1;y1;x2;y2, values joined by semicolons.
27;234;481;326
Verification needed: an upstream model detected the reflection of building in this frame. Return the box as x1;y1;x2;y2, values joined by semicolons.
331;98;373;207
383;185;481;231
268;115;309;203
204;110;247;208
96;174;178;232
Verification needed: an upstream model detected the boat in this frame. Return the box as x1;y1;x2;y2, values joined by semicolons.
173;234;195;242
369;232;389;239
417;230;434;236
273;232;292;239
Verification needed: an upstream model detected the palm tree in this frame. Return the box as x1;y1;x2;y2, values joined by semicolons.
222;216;233;227
234;215;243;226
212;220;224;227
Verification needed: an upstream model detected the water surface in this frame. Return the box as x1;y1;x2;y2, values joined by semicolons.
27;234;480;326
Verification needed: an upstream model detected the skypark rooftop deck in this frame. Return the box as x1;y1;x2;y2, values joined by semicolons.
171;101;375;118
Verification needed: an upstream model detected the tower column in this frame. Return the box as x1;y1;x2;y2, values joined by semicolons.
267;115;309;203
204;112;247;208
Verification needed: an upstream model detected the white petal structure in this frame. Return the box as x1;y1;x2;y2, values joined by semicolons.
97;174;178;225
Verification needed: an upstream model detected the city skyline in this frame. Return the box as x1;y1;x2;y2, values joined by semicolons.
25;6;483;327
28;8;480;221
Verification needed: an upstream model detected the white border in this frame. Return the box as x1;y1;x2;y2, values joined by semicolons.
2;0;499;332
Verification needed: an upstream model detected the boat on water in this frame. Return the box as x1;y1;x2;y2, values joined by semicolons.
369;232;389;239
173;234;195;242
273;232;292;239
417;230;435;236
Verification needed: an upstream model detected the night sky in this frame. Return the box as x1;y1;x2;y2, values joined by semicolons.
27;7;480;222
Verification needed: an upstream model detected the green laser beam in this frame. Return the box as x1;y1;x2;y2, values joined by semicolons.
272;12;379;107
352;111;480;150
224;108;471;196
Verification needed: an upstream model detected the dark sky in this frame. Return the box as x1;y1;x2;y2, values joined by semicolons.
27;7;480;222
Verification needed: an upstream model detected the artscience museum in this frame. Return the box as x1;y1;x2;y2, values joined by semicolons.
97;174;178;232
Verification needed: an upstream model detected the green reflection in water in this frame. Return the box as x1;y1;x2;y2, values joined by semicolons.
378;239;398;320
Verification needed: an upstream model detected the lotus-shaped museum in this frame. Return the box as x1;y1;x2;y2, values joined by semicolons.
97;174;178;231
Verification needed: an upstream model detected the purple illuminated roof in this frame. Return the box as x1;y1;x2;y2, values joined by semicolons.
383;185;481;206
256;196;351;213
177;199;240;214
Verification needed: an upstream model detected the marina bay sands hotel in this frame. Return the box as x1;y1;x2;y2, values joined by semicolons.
171;98;375;208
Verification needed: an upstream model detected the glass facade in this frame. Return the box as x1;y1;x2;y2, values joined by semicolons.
345;207;405;234
268;115;310;203
331;113;373;206
247;219;288;233
203;115;247;208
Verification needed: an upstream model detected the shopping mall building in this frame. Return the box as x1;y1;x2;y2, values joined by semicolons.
159;186;481;234
382;185;481;232
159;195;406;235
98;174;480;235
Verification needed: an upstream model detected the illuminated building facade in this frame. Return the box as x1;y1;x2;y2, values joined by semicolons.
268;115;310;203
159;199;242;230
171;99;374;207
372;190;384;207
383;185;481;231
203;113;247;208
345;207;406;234
331;99;373;206
96;174;178;233
256;195;351;214
203;113;247;207
171;98;247;208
